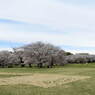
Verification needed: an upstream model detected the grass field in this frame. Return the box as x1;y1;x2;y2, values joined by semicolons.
0;63;95;95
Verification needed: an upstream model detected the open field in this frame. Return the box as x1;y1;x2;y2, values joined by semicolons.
0;64;95;95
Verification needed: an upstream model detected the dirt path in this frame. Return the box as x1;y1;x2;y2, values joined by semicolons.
0;73;91;88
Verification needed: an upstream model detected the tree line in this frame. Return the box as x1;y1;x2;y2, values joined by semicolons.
0;42;95;68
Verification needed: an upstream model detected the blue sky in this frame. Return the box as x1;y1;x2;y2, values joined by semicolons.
0;0;95;54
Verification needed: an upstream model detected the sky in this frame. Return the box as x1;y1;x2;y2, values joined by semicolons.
0;0;95;54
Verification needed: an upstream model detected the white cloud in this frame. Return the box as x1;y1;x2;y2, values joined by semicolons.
0;0;95;30
0;48;12;51
0;24;66;46
67;50;95;55
0;0;95;51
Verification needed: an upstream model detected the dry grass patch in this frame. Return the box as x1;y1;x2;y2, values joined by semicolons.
0;73;91;88
0;72;32;75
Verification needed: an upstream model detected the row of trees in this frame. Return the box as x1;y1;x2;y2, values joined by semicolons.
0;42;94;68
65;54;95;64
0;42;66;68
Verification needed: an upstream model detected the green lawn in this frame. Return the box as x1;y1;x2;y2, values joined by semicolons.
0;63;95;95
